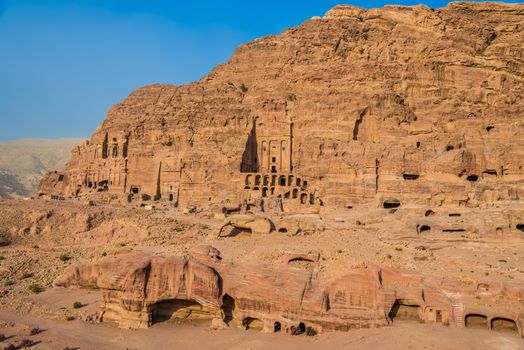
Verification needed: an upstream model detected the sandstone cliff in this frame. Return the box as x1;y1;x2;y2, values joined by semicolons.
39;2;524;212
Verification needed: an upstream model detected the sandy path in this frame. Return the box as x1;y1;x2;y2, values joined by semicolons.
1;310;523;350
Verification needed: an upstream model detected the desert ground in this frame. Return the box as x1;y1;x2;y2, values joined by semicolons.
1;198;523;349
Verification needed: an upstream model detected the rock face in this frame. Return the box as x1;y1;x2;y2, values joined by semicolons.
55;249;524;336
38;2;523;213
55;254;222;329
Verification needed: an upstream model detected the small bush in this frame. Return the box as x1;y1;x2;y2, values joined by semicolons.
101;252;107;257
3;343;16;350
386;254;392;259
21;272;33;279
59;253;71;262
32;245;39;249
395;247;403;251
73;302;83;309
30;327;42;335
28;284;43;294
65;316;75;321
0;255;5;261
0;333;6;341
4;280;14;287
18;339;34;348
174;226;184;232
119;242;126;247
305;326;317;336
198;224;210;230
498;259;507;263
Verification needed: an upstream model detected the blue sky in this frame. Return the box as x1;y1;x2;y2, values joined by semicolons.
0;0;519;140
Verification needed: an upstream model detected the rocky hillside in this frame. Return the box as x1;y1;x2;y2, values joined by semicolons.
0;138;84;198
40;2;523;210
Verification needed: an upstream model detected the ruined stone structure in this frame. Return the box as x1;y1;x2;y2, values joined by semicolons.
240;117;320;212
38;2;524;215
54;248;524;337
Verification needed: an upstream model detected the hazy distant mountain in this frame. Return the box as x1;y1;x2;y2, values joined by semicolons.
0;138;84;198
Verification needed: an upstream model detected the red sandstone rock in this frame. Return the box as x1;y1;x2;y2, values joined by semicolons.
38;2;523;216
54;250;524;336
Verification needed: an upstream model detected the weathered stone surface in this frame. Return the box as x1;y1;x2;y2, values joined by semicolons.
218;214;273;237
55;254;222;329
38;2;523;216
54;250;524;336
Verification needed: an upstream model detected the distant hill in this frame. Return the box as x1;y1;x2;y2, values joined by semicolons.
0;138;85;198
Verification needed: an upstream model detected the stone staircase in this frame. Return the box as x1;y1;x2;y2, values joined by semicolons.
452;302;465;328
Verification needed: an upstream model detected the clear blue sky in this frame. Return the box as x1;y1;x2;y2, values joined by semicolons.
0;0;518;141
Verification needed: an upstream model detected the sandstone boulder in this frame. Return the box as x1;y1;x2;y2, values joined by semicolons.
218;215;273;237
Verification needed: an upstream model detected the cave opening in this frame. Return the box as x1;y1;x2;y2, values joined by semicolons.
491;318;518;334
403;174;419;180
465;314;487;329
383;200;401;209
467;175;479;182
243;317;264;331
389;301;421;322
221;294;235;325
419;225;431;233
151;299;212;326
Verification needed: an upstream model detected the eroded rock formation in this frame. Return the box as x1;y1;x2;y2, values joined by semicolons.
54;248;524;336
38;2;523;214
55;254;221;329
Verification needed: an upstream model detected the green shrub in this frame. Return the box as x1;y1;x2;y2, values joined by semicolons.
499;259;507;263
101;252;107;257
305;326;317;336
18;340;34;348
4;280;14;287
198;223;210;230
119;242;126;247
73;302;83;309
28;284;43;294
21;272;33;279
30;327;42;335
395;247;403;251
65;316;75;321
59;253;71;262
0;255;5;261
174;226;184;232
